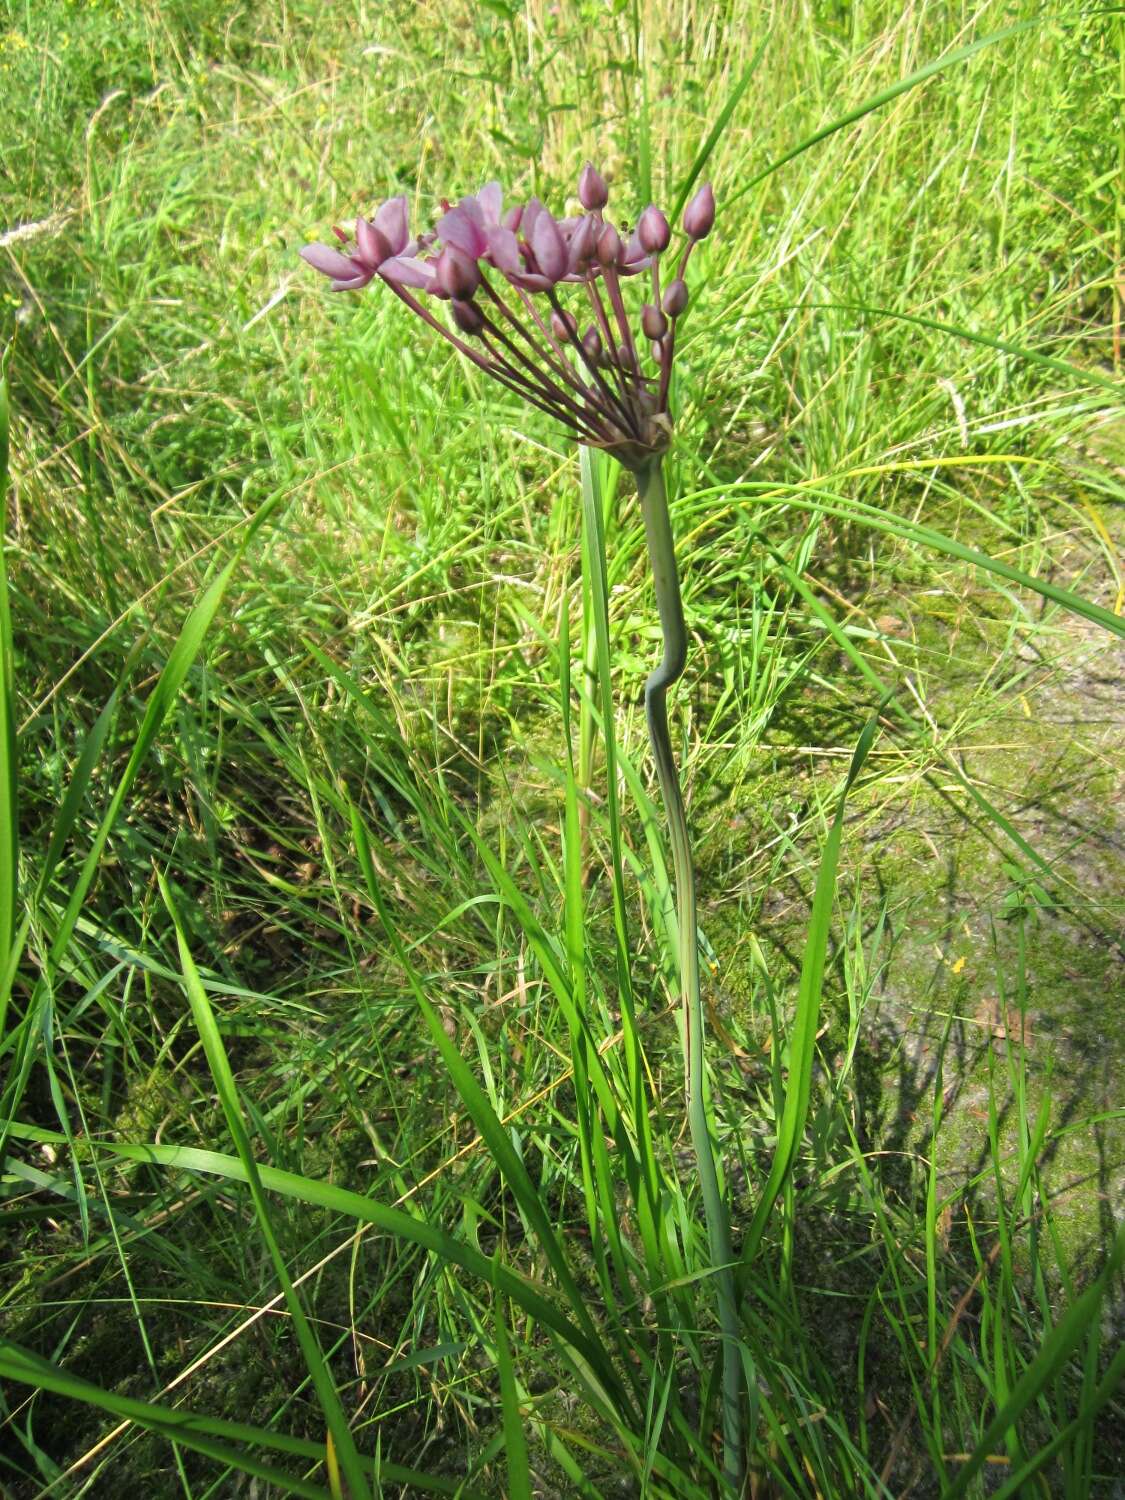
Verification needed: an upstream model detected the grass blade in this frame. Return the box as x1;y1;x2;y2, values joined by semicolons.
0;491;280;1142
0;1340;333;1498
698;481;1125;641
739;700;886;1271
5;1119;623;1406
350;807;634;1422
35;686;120;899
799;301;1124;399
940;1231;1124;1500
760;541;1059;884
494;1273;533;1500
670;33;771;222
986;1344;1125;1500
159;874;372;1500
731;19;1036;204
0;350;17;962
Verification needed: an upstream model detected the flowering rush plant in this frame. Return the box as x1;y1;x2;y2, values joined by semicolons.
301;167;745;1489
300;165;714;472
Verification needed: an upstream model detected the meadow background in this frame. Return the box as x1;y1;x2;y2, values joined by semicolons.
0;0;1122;1495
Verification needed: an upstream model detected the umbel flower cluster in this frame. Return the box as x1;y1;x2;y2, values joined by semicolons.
301;166;715;471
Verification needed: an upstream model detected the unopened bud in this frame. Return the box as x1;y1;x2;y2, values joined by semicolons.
437;247;481;300
641;303;668;340
451;299;484;335
616;342;637;371
567;214;597;270
578;162;609;211
637;204;671;255
597;223;622;267
581;325;603;363
531;210;567;283
551;308;578;343
662;279;689;318
683;182;715;240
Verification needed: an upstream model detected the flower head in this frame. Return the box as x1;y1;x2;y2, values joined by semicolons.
299;168;715;470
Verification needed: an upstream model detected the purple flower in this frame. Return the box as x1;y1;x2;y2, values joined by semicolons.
300;195;431;292
298;174;716;470
380;255;438;291
662;279;689;317
528;200;567;283
370;196;410;256
436;182;529;286
436;198;491;260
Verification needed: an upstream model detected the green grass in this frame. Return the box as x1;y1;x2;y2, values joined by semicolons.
1;0;1122;1494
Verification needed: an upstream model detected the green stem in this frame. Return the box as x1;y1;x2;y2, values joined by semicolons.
635;456;743;1490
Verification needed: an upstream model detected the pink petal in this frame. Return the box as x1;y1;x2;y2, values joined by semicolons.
380;255;437;290
374;196;410;256
566;214;596;272
456;194;486;225
301;243;360;279
521;197;543;242
477;181;503;226
617;231;652;276
355;217;392;268
487;226;521;276
436;204;488;259
622;231;648;266
530;208;566;283
507;270;554;292
329;271;375;291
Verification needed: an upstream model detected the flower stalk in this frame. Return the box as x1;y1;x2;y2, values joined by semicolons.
635;455;743;1492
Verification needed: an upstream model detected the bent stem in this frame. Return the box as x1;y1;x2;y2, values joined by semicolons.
635;456;744;1489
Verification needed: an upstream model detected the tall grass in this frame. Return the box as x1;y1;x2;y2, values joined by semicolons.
0;0;1121;1494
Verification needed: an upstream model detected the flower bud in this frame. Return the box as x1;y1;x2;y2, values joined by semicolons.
567;214;597;272
581;325;603;363
578;162;609;211
531;209;567;283
597;223;622;267
683;182;715;240
616;342;637;372
451;299;484;335
551;308;578;343
641;303;667;340
662;278;689;318
637;204;671;255
436;247;481;300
